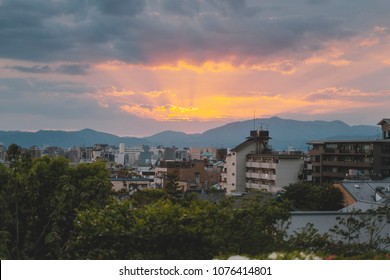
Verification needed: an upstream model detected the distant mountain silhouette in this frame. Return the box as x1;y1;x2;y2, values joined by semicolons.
0;117;379;150
201;116;377;150
0;128;145;149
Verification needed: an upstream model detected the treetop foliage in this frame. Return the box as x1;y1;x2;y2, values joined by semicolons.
281;182;344;211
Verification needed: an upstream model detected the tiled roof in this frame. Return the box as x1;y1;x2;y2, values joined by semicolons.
377;118;390;125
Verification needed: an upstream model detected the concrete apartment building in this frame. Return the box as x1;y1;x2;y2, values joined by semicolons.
221;130;303;194
308;119;390;185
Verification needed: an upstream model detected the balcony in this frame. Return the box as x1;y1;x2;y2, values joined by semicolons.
246;182;261;189
322;160;371;168
323;149;373;155
246;172;276;180
246;161;277;169
322;171;348;179
246;183;277;192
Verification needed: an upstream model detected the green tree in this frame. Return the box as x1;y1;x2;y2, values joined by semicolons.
163;174;183;200
329;207;390;256
287;223;332;253
282;182;343;211
67;198;228;259
222;192;291;256
0;163;12;259
6;144;22;168
0;156;112;259
129;189;170;208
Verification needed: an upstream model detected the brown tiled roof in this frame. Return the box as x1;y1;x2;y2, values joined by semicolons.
377;118;390;125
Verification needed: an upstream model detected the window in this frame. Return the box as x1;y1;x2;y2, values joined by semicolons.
382;145;390;153
195;172;200;184
382;169;390;177
382;157;390;166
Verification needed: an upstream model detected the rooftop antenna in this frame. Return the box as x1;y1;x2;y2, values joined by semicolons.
253;109;256;130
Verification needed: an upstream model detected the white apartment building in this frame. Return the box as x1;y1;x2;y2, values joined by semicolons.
246;153;303;193
221;130;303;194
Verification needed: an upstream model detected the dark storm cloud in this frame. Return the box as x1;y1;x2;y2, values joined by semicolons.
4;64;90;75
4;65;52;74
92;0;146;16
56;64;90;75
206;0;262;17
159;0;200;17
0;0;381;65
306;0;332;4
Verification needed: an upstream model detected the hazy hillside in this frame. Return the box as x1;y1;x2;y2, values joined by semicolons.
201;117;378;150
0;128;146;148
0;117;379;150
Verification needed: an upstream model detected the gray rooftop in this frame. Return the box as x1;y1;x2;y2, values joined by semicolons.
341;180;390;203
337;179;390;212
286;211;390;248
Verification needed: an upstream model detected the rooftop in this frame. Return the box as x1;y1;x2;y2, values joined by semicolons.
377;118;390;126
308;139;390;145
337;179;390;211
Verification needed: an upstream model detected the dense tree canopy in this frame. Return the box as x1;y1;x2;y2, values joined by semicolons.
0;149;112;259
281;182;344;211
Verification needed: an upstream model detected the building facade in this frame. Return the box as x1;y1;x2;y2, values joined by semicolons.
246;153;303;193
308;119;390;185
221;130;303;194
154;160;220;191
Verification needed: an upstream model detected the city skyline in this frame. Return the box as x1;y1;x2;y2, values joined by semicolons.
1;0;390;137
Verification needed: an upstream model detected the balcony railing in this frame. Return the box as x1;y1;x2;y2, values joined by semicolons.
246;172;276;180
322;160;372;168
246;162;277;169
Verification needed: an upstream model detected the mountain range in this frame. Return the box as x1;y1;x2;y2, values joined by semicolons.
0;117;380;150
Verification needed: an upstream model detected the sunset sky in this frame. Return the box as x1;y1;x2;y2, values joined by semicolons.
1;0;390;136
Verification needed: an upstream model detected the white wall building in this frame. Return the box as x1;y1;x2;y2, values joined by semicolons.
115;153;126;166
221;130;303;194
246;153;303;193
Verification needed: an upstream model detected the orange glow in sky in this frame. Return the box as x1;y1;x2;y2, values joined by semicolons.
2;1;390;135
